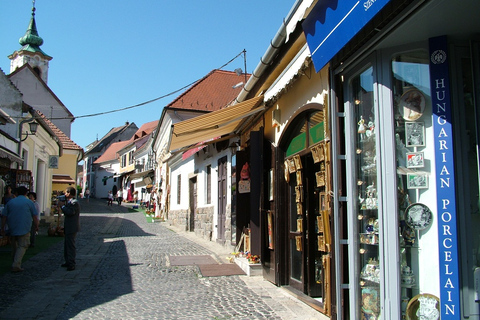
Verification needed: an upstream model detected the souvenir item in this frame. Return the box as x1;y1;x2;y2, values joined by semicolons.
405;203;432;230
405;122;425;147
360;259;380;283
406;152;425;168
311;145;321;163
293;155;302;170
398;89;425;121
287;158;296;173
318;235;325;251
360;233;378;245
401;222;416;246
401;265;416;285
316;171;325;187
284;160;290;182
406;293;440;320
240;162;250;180
407;173;428;189
297;219;303;232
358;115;366;141
296;171;302;186
296;203;302;215
361;287;381;318
296;236;302;251
295;186;303;203
317;215;324;232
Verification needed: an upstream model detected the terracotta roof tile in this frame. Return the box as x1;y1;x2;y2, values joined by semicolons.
94;140;131;164
133;120;158;140
34;110;83;151
166;70;250;112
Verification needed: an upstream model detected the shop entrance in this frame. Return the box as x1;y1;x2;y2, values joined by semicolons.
281;108;333;315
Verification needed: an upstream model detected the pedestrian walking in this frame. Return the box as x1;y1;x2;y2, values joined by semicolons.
107;190;113;206
117;188;123;205
58;186;80;271
27;192;40;248
84;187;90;203
0;186;38;272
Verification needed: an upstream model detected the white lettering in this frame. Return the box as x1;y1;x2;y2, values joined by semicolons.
441;177;450;188
445;251;452;261
445;304;455;315
443;225;452;236
436;78;446;89
439;140;448;150
443;238;453;248
438;115;447;125
438;128;448;138
442;199;450;209
363;0;376;11
447;290;452;302
445;264;453;275
442;211;452;222
440;165;449;175
442;152;447;162
445;277;454;288
436;91;446;101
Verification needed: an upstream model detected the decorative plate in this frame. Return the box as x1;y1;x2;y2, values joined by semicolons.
398;89;425;121
405;203;432;230
406;293;440;320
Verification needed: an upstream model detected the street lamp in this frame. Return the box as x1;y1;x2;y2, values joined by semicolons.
20;121;38;141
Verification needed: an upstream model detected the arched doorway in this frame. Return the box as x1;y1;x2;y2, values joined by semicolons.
278;106;334;315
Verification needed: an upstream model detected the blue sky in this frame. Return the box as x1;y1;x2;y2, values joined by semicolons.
0;1;295;149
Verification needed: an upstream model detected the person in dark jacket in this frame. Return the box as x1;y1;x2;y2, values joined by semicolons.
58;186;80;271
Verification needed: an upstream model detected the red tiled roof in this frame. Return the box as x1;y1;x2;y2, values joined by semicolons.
166;70;250;112
94;140;131;164
35;110;83;151
133;120;158;140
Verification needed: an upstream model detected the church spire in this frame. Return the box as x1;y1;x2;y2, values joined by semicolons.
8;0;52;83
18;1;47;55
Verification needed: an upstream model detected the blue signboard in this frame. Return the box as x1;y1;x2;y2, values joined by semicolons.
302;0;391;72
429;35;461;318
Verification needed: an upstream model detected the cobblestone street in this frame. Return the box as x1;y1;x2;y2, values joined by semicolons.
0;198;323;320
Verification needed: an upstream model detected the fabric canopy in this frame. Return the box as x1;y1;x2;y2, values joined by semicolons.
169;96;264;152
52;175;75;184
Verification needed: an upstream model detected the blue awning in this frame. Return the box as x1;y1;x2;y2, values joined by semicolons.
302;0;391;72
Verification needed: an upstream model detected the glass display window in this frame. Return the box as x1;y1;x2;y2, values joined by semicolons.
392;50;441;318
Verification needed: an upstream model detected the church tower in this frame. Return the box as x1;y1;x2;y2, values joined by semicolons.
8;1;52;84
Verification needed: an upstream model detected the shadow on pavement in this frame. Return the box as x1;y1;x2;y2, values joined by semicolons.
0;201;155;318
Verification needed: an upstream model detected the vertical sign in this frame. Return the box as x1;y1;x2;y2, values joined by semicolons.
429;35;461;318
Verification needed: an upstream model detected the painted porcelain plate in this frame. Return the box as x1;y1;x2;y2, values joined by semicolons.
398;89;426;121
405;203;432;230
406;293;440;320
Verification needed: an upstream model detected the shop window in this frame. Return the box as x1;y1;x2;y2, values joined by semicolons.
392;50;438;318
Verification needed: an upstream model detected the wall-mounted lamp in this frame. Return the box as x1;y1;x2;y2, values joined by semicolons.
21;121;38;141
229;141;241;154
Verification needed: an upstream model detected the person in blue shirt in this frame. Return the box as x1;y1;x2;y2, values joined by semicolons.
0;186;38;272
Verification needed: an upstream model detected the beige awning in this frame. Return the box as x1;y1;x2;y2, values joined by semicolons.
52;174;75;184
169;96;264;152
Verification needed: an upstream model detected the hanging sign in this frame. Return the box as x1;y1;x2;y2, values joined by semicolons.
429;35;460;318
